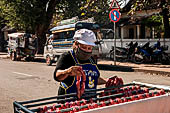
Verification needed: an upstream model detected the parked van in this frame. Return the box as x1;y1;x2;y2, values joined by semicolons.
44;19;102;66
8;33;37;61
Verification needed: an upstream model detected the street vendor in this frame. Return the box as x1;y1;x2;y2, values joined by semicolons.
53;29;107;97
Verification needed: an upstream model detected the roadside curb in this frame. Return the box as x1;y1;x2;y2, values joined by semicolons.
0;55;9;59
134;68;170;77
98;60;170;76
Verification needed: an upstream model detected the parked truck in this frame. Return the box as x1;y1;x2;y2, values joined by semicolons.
8;33;37;61
44;17;103;66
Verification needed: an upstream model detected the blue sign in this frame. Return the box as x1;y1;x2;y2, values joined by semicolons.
109;9;121;22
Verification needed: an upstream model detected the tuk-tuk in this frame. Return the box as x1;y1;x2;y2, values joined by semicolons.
44;18;102;66
8;33;37;61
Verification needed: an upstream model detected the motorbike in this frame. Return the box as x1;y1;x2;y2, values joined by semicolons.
109;41;138;62
132;41;170;64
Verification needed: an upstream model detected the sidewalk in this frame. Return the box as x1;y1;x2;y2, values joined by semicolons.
0;52;9;59
97;59;170;76
0;52;170;76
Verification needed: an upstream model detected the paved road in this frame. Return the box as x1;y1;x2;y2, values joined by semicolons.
0;59;170;113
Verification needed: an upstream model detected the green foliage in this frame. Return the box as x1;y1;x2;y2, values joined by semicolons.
0;0;55;33
142;15;164;32
0;0;37;32
53;0;111;27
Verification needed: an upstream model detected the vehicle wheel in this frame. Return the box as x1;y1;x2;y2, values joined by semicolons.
17;57;21;61
132;53;144;64
109;51;114;60
161;53;170;65
46;56;52;66
11;52;16;61
30;57;34;61
25;57;31;61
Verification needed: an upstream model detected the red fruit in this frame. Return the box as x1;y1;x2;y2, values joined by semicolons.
123;97;127;102
101;101;106;106
144;88;149;93
92;103;98;108
156;92;160;96
38;107;43;113
109;99;115;105
75;100;80;106
116;98;122;103
138;94;143;99
136;85;140;90
145;93;150;98
82;99;86;104
131;86;136;90
70;101;75;107
159;89;165;95
128;92;132;96
126;87;130;91
89;98;93;104
119;78;124;85
72;107;77;112
69;111;74;113
101;92;105;96
65;102;70;108
88;104;93;109
115;98;122;104
130;95;136;101
52;104;56;110
43;106;48;111
151;92;155;97
60;104;64;108
84;108;89;110
56;108;61;113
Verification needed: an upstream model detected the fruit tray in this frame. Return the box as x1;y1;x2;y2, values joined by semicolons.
13;82;170;113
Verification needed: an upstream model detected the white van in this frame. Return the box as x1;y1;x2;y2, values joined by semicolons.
8;33;37;61
44;22;102;66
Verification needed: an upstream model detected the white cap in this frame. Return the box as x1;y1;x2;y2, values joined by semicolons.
73;29;96;46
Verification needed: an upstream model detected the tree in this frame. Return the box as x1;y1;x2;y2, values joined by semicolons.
160;0;170;38
51;0;112;28
125;0;170;38
0;0;61;54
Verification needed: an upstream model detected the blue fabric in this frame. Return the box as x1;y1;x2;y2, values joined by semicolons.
50;24;75;31
61;50;100;94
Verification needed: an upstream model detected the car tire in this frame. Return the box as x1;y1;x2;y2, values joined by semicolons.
11;52;16;61
46;56;52;66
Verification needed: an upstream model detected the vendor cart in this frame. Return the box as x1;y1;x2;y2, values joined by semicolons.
13;82;170;113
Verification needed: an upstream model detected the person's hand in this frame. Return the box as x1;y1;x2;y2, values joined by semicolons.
56;66;85;81
65;66;85;77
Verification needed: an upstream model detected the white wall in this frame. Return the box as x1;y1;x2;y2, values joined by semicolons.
101;39;170;55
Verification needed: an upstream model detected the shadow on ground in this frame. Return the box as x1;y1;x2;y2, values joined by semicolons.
33;58;46;63
15;57;46;63
97;64;135;72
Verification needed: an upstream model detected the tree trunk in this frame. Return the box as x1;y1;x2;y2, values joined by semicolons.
161;0;170;38
36;30;46;54
162;8;170;38
35;0;60;54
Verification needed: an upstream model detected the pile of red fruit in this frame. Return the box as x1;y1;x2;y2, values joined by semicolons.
38;84;166;113
105;76;123;88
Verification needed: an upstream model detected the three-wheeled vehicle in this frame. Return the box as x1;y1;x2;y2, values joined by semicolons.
44;18;103;66
8;33;37;61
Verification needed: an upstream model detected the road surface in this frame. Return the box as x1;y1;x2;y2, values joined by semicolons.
0;59;170;113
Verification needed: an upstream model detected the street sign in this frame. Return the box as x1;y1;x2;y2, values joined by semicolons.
109;9;121;22
110;0;120;9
